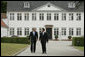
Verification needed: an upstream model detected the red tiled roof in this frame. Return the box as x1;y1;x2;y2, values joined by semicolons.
1;19;8;28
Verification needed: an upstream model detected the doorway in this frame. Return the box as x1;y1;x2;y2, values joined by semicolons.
46;28;52;39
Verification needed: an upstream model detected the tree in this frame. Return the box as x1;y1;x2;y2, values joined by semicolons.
1;1;7;13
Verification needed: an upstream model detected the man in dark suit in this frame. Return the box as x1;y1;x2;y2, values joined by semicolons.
39;28;48;54
29;28;38;53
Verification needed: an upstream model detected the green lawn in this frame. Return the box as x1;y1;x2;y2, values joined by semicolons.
74;46;84;51
1;43;28;56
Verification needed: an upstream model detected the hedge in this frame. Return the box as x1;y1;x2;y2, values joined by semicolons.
1;37;30;44
72;37;84;46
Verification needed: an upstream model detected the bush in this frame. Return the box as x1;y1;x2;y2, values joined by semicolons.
68;36;72;39
11;35;18;37
72;37;84;46
55;35;58;39
26;35;30;38
1;37;30;44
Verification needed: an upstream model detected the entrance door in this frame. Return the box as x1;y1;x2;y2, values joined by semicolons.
46;28;52;39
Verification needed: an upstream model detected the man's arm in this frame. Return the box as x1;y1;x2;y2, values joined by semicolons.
36;32;38;40
39;33;41;40
46;32;48;42
29;32;32;40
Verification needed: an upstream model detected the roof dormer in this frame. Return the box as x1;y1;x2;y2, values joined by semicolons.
68;2;75;8
24;2;30;8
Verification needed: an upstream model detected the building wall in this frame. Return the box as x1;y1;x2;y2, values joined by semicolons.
7;12;84;39
1;27;8;37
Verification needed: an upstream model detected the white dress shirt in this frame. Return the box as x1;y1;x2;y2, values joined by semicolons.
33;31;35;36
42;31;45;35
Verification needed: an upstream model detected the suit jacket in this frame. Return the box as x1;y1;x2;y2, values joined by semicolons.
29;31;38;41
40;32;48;42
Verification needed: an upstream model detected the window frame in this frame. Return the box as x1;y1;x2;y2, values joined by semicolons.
62;13;66;21
24;27;29;36
54;13;59;21
39;13;44;21
76;28;81;36
54;28;59;35
17;13;22;21
69;28;74;36
61;28;66;35
10;13;14;20
32;13;36;21
76;13;81;21
47;13;51;21
69;13;73;21
17;27;22;36
24;13;29;21
10;28;14;36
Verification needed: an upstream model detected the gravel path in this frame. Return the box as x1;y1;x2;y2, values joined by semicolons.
16;41;84;56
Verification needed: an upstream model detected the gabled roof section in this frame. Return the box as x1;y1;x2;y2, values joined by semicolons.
7;1;84;12
32;2;66;11
1;19;8;28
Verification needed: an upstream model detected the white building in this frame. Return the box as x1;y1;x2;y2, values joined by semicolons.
1;13;8;37
1;19;8;37
6;1;84;39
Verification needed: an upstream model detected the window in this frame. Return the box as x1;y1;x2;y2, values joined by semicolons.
47;13;51;20
68;2;75;8
39;13;44;21
61;28;66;35
17;27;22;35
69;28;74;36
54;13;59;20
24;2;30;8
25;27;29;36
10;28;14;35
69;13;73;21
17;13;22;20
32;13;36;21
25;13;29;20
76;28;81;36
76;13;81;21
54;28;56;35
62;13;66;21
54;28;59;35
10;13;14;20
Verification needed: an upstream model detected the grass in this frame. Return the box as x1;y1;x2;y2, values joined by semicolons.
1;43;28;56
74;46;84;51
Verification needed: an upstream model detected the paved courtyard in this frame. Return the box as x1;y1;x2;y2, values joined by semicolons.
16;41;84;56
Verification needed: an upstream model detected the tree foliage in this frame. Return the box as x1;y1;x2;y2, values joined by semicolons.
1;1;7;13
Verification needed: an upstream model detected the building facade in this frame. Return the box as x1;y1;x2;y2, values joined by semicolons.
1;19;8;37
7;1;84;39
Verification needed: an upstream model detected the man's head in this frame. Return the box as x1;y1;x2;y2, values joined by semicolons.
32;28;36;32
42;28;45;32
